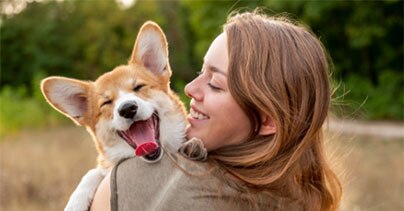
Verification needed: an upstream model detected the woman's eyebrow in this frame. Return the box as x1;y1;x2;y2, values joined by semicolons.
207;65;227;76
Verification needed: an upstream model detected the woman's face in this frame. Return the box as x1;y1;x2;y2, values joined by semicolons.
185;33;251;151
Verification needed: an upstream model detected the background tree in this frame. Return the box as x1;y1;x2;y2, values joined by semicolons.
0;0;403;134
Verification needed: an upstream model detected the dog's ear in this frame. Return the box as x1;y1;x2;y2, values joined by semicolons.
130;21;170;76
41;77;90;126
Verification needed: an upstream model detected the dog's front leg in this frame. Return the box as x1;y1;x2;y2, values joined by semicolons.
65;168;106;211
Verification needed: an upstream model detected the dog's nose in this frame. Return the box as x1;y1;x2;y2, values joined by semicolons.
119;102;138;119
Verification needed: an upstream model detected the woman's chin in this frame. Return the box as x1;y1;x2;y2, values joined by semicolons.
186;129;198;140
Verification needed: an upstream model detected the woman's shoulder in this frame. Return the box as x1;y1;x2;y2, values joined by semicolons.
111;149;241;211
111;149;301;211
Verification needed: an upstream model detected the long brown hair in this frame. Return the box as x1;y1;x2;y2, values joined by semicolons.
208;11;342;210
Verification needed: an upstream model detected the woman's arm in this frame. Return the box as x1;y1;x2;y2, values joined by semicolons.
89;172;111;211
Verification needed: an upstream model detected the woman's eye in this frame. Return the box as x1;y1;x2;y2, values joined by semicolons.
133;84;145;92
101;100;112;108
208;82;221;91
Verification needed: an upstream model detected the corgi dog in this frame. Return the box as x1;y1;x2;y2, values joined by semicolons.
41;21;187;211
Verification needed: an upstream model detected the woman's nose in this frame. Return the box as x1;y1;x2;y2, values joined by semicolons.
185;78;203;101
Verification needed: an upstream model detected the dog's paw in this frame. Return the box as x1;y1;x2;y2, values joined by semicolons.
64;168;105;211
64;199;90;211
178;137;207;161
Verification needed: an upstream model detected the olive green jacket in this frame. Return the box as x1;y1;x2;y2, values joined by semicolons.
110;149;298;211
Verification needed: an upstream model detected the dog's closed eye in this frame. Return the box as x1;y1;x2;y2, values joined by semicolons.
133;84;146;92
100;99;113;108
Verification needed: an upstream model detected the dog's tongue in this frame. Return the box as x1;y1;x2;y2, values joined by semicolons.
125;118;158;157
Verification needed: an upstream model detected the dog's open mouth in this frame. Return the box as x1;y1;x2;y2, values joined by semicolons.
118;113;160;159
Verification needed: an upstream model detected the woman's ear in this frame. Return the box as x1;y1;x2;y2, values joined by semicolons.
259;115;277;135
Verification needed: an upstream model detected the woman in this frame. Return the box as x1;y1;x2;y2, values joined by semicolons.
91;11;341;211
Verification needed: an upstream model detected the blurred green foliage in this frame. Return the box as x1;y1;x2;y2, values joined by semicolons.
0;71;68;136
0;0;403;135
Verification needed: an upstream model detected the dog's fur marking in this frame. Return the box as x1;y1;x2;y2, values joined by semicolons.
112;91;155;131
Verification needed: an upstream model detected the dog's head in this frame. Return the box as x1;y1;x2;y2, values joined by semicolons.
41;22;187;165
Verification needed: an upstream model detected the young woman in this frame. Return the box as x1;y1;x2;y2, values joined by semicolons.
91;11;341;211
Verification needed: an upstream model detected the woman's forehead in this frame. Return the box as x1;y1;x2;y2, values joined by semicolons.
204;33;228;74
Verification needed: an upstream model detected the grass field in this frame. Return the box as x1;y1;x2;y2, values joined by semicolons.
326;134;403;210
0;126;403;210
0;126;96;211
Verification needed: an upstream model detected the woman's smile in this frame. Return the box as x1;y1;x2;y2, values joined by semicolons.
188;106;209;120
